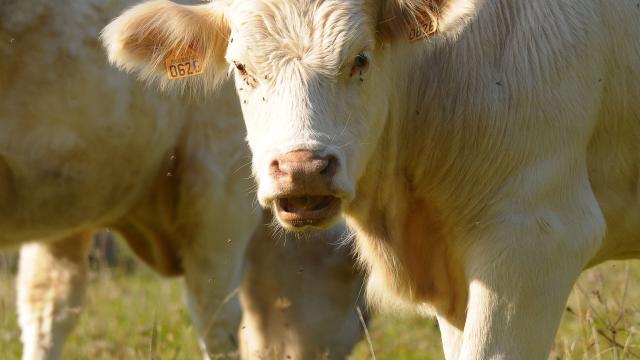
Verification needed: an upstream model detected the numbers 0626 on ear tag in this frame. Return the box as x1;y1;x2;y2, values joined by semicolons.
408;13;438;41
164;47;205;80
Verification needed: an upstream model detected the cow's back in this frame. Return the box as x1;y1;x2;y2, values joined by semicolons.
0;0;186;245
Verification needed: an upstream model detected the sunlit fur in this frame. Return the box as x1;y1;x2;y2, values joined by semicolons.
3;1;363;358
101;0;231;93
17;234;93;360
105;0;640;358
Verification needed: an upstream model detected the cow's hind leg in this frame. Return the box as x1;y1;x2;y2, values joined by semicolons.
457;192;604;359
17;232;92;360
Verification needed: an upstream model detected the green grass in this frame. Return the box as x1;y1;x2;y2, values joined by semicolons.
0;266;202;360
1;250;639;359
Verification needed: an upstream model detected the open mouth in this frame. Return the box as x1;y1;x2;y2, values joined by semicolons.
274;195;341;228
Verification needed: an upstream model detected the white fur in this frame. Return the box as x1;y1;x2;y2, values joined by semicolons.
2;0;256;355
17;235;92;360
104;0;640;358
238;216;366;359
3;0;363;358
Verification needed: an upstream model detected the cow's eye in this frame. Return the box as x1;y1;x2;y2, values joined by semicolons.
234;61;248;76
233;61;257;88
350;53;370;77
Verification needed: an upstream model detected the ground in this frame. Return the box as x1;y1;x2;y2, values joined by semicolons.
0;241;639;359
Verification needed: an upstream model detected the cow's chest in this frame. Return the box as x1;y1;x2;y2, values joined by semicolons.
399;200;467;324
350;198;468;327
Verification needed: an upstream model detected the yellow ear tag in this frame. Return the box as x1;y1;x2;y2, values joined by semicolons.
408;13;439;41
164;46;205;80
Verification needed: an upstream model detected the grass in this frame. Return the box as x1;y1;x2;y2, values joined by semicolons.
1;247;639;359
551;262;640;359
0;265;202;359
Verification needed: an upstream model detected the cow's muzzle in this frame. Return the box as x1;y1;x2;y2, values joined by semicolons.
269;150;342;229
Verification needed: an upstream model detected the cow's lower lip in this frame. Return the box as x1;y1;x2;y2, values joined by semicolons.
274;195;341;228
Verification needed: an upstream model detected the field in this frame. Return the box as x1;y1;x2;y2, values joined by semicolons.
1;242;639;359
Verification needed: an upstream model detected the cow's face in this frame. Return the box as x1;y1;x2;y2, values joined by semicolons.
103;0;438;230
227;0;394;230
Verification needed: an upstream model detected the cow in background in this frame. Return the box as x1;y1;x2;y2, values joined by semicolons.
1;0;363;358
239;211;366;359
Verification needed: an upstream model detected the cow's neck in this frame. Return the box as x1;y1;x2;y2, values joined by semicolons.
345;141;468;325
344;56;469;324
343;0;551;322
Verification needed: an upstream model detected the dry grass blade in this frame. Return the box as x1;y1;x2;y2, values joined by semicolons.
356;306;376;360
588;310;602;360
150;313;159;360
622;328;638;359
595;328;640;359
202;287;240;338
613;264;631;328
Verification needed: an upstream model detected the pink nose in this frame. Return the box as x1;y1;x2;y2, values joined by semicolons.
270;150;337;184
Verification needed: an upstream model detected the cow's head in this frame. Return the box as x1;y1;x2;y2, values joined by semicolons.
103;0;444;230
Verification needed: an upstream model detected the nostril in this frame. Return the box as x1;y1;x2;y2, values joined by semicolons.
320;155;338;177
270;159;283;177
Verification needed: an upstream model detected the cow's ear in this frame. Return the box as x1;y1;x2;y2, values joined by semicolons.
377;0;442;43
101;0;230;93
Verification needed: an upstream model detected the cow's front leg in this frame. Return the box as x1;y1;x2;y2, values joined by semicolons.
458;189;604;359
17;232;92;360
437;314;464;360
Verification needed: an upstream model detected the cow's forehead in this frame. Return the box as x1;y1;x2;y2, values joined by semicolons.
226;0;377;76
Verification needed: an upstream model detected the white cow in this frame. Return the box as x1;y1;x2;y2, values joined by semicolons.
104;0;640;358
239;211;366;359
1;0;363;359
